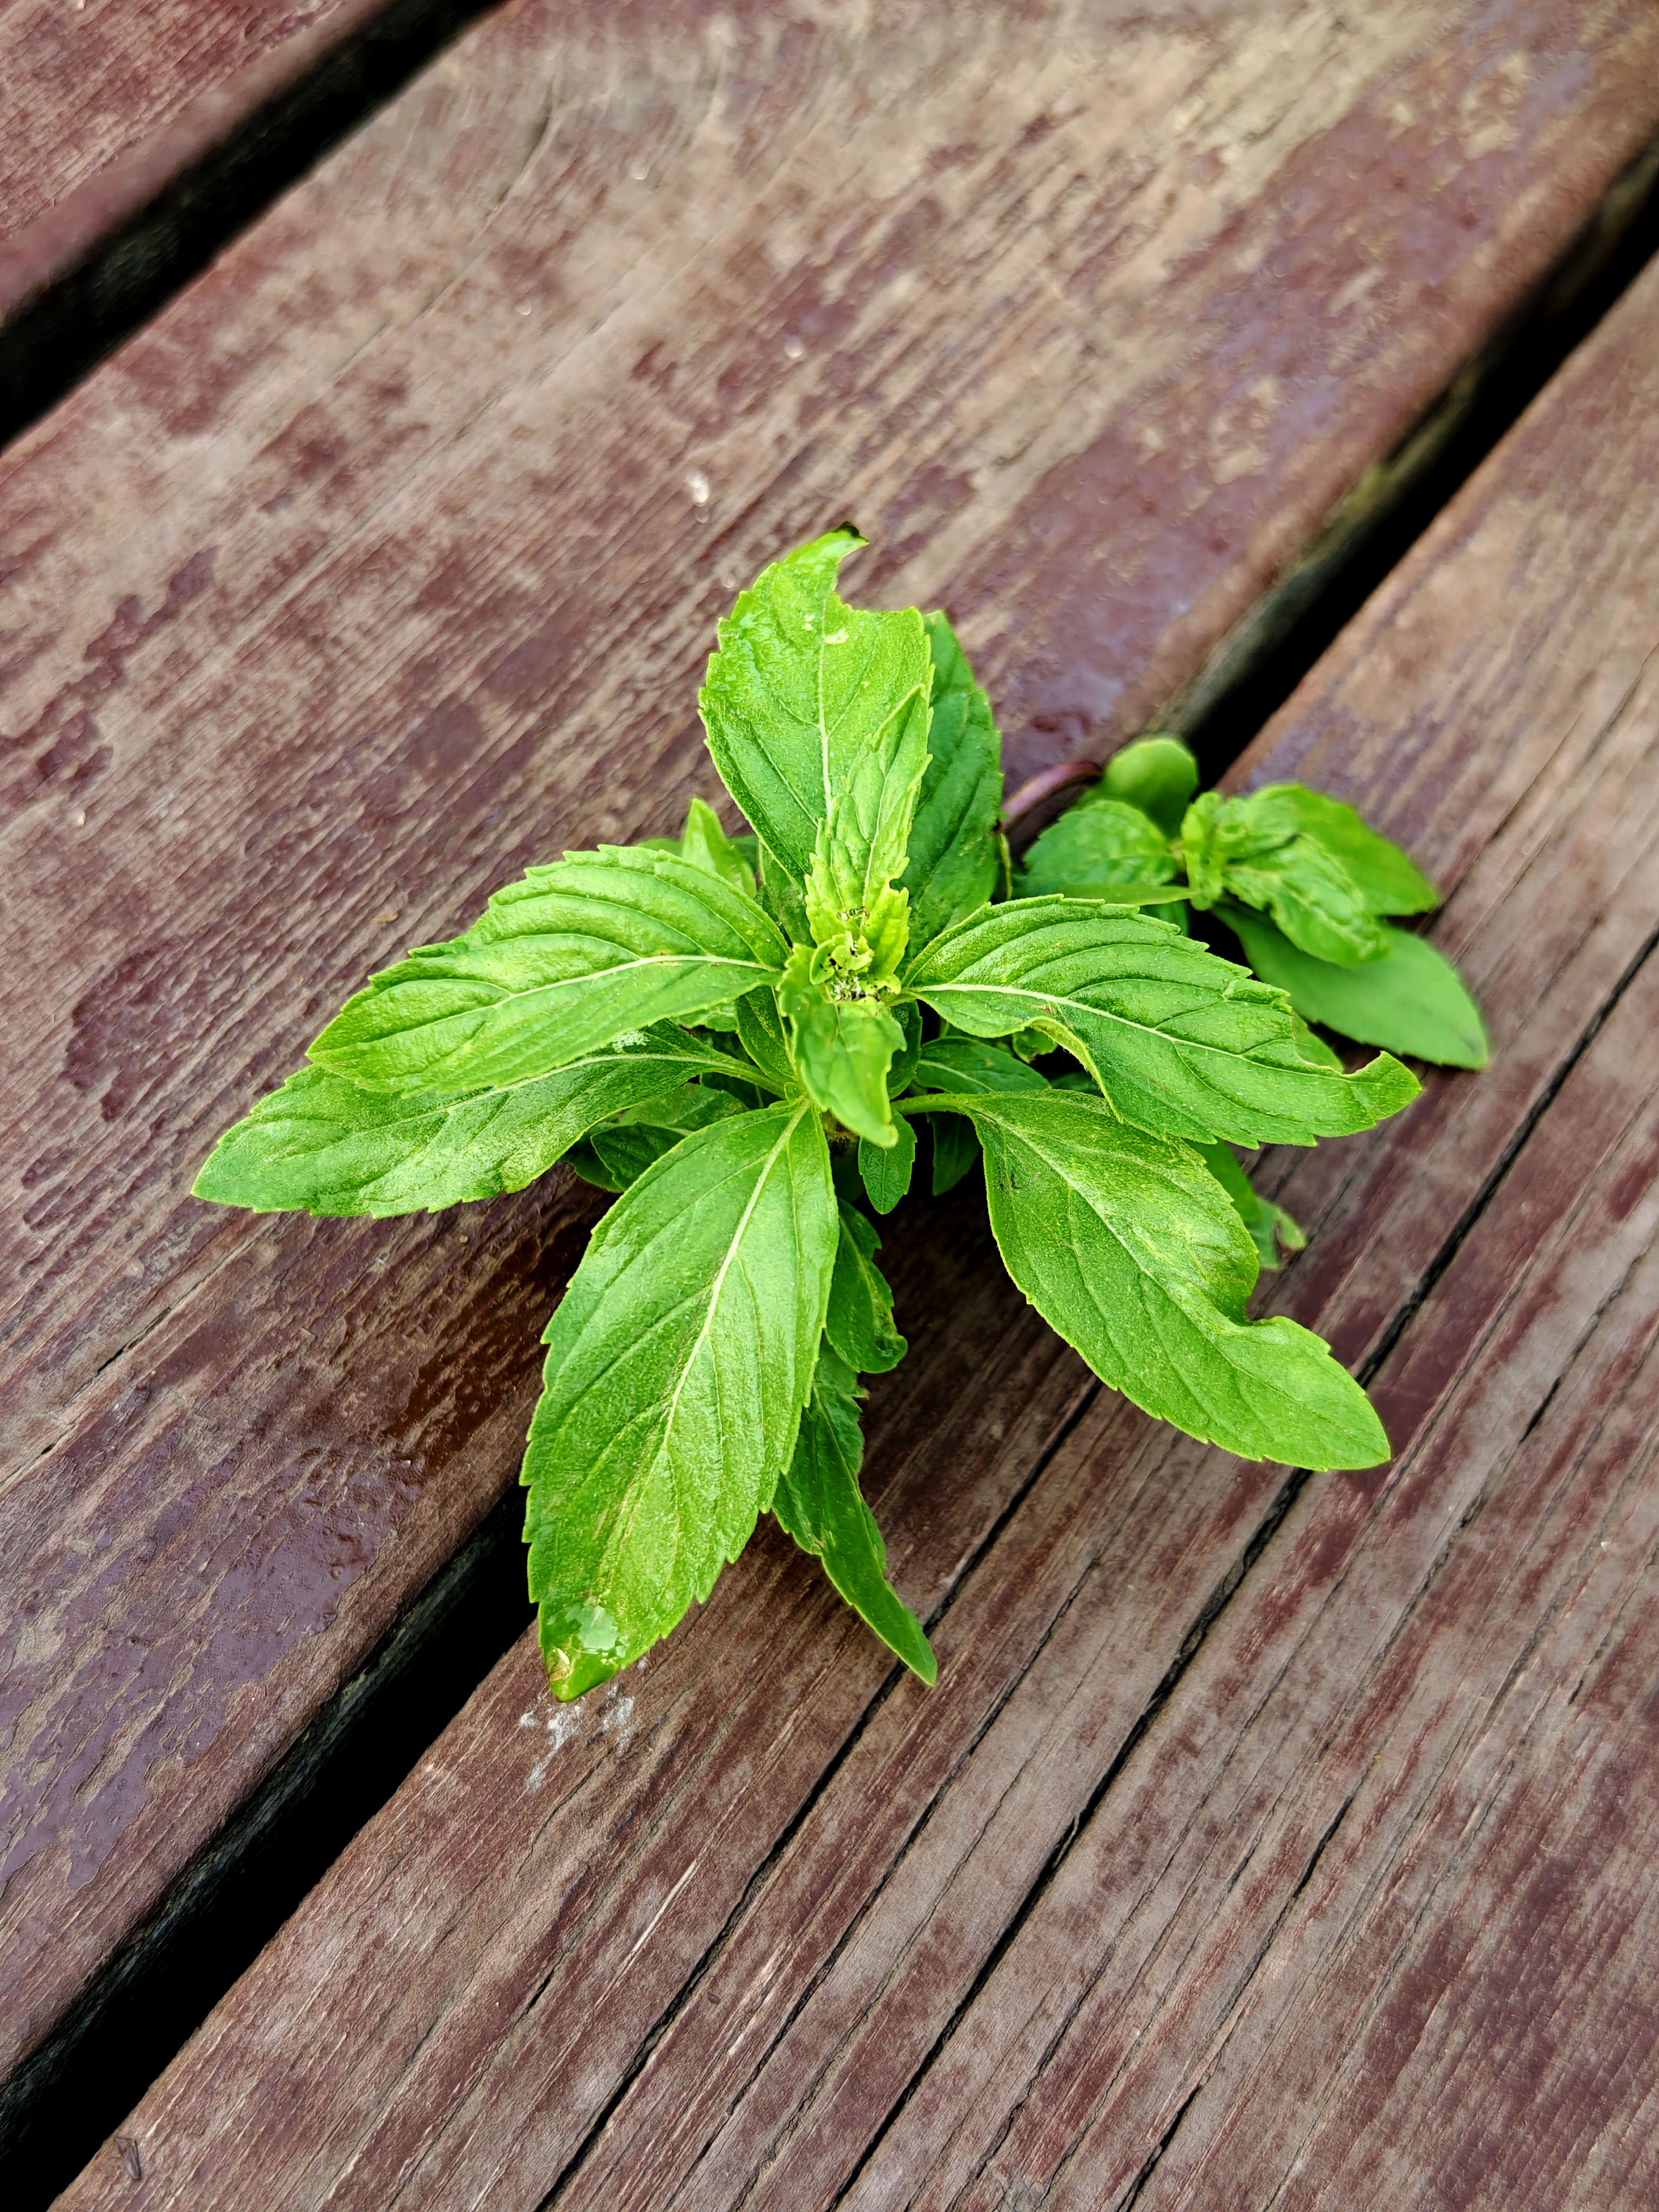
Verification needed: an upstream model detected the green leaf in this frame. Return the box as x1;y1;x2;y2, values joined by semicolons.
1017;795;1176;900
911;1032;1043;1193
919;1091;1387;1469
524;1100;837;1697
1195;1139;1306;1270
780;949;905;1145
758;840;813;943
913;1034;1051;1097
889;1000;923;1096
193;1028;752;1217
699;528;933;903
1101;734;1199;836
929;1114;980;1196
1260;1198;1307;1263
773;1344;936;1683
734;986;798;1091
899;612;1004;952
561;1136;626;1193
1223;904;1489;1069
1253;784;1438;914
678;796;758;896
700;1067;768;1112
905;897;1419;1147
826;1203;907;1373
588;1081;744;1188
311;848;787;1097
1291;1013;1344;1069
859;1114;916;1212
1182;790;1389;966
1016;875;1188;912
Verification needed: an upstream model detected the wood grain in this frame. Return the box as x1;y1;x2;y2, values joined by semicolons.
880;951;1659;2212
0;2;388;321
49;140;1659;2212
6;0;1659;2103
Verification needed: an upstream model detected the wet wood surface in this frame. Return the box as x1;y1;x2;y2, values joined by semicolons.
48;127;1659;2212
0;1;387;323
5;0;1659;2181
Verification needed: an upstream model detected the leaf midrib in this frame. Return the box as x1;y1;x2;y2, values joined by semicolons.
607;1101;814;1586
913;975;1308;1085
386;952;783;1036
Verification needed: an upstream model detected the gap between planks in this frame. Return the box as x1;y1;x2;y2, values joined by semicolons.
0;1;507;453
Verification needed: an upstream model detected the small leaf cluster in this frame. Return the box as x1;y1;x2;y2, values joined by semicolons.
1017;735;1489;1078
195;530;1445;1702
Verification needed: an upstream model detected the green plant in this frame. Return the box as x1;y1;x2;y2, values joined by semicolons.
1015;737;1488;1071
196;529;1443;1702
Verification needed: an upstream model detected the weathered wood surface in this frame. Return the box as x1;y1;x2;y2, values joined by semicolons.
51;150;1659;2212
6;0;1659;2110
0;1;386;323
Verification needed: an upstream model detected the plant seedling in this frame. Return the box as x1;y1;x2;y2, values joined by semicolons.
197;529;1455;1701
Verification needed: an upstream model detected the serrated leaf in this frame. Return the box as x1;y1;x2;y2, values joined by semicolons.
804;689;931;984
859;1113;916;1212
193;1028;752;1218
1017;795;1176;900
1101;734;1199;836
899;612;1004;952
780;951;905;1145
524;1100;836;1698
826;1203;907;1373
311;848;787;1097
699;529;933;906
1182;790;1388;966
905;897;1419;1147
1253;784;1438;914
917;1091;1387;1469
1224;904;1489;1068
773;1344;936;1683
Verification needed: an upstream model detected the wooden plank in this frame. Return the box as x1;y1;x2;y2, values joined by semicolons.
48;145;1659;2212
7;0;1659;2100
0;1;389;321
881;961;1659;2212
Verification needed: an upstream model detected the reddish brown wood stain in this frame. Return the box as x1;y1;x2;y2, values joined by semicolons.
5;2;1659;2201
0;2;388;321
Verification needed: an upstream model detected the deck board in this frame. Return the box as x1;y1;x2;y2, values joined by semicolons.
913;966;1659;2212
6;0;1659;2151
47;149;1659;2212
0;1;389;323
